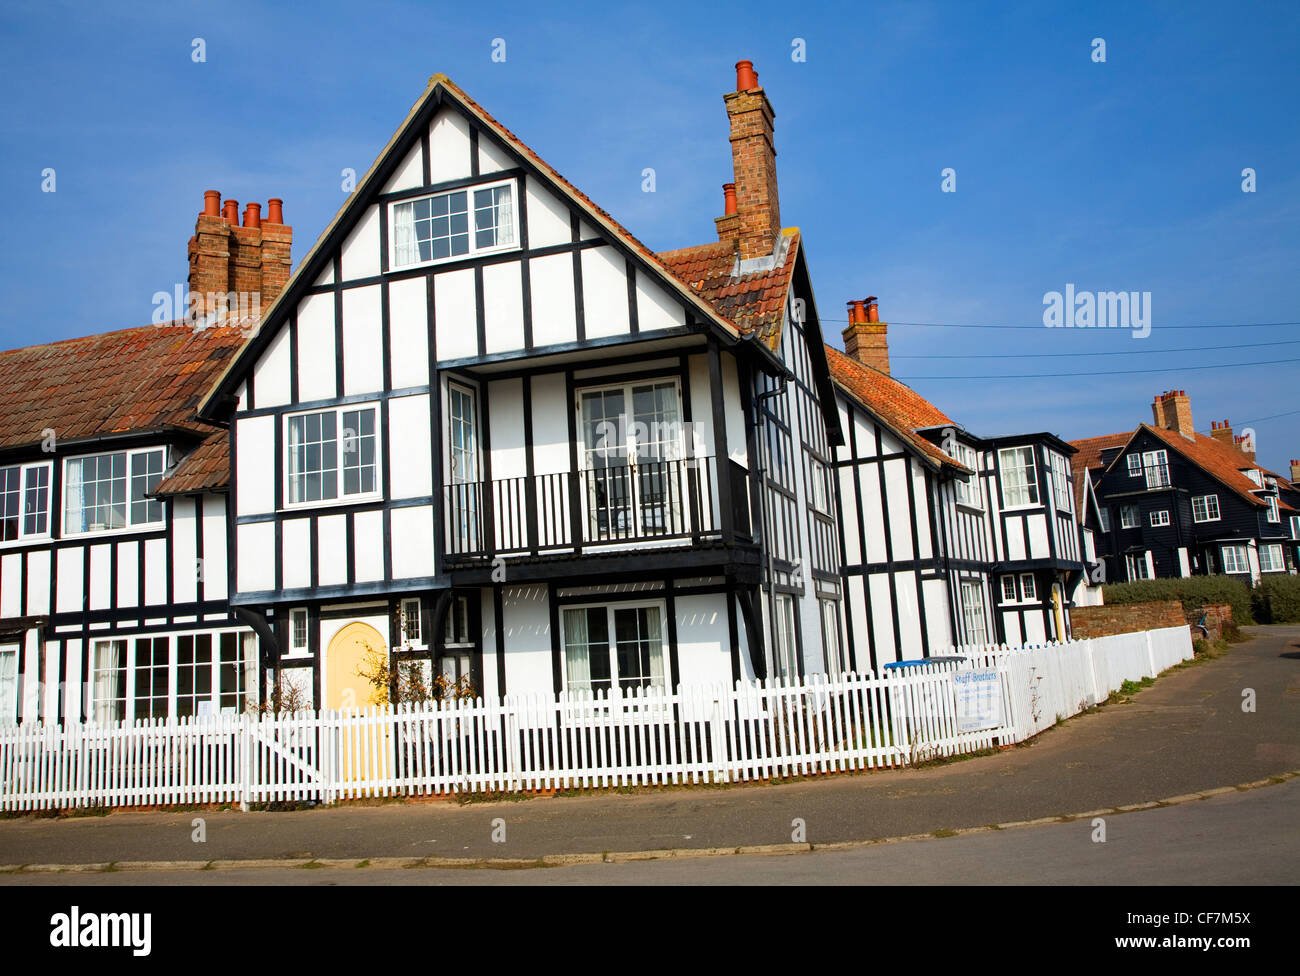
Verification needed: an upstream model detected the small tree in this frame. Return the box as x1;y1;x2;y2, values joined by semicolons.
253;670;313;717
356;641;477;706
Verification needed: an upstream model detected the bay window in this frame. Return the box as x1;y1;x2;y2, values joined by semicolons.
286;404;379;505
64;448;166;535
998;447;1039;508
390;179;518;269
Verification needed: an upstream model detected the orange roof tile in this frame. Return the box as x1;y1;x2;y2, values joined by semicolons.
153;430;230;496
1066;430;1133;513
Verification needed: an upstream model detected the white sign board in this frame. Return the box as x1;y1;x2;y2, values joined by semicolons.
954;668;1004;733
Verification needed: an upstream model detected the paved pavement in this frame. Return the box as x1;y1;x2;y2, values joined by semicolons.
2;625;1297;869
6;775;1294;885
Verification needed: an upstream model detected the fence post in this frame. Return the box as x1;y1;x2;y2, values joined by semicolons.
1144;631;1157;679
239;713;252;812
711;695;728;784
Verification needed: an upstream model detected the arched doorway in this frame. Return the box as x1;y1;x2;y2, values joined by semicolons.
325;621;389;785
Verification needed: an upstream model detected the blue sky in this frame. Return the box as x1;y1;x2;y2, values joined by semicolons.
2;1;1297;471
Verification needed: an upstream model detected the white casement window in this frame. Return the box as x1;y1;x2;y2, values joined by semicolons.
289;608;309;655
807;457;830;514
1120;505;1139;529
0;644;18;723
1192;494;1220;523
1142;450;1170;489
1149;509;1171;527
63;448;166;535
91;632;256;724
820;599;844;675
953;442;981;508
1050;453;1072;511
1266;496;1280;523
1259;544;1284;573
0;461;52;543
772;594;799;679
1125;551;1154;581
1000;575;1017;603
1098;507;1110;532
1020;573;1037;601
1221;544;1250;575
1243;468;1263;487
960;581;988;645
1083;527;1097;562
561;602;666;694
998;446;1039;508
1126;453;1142;477
1290;515;1300;540
285;405;379;506
389;179;518;269
400;597;423;647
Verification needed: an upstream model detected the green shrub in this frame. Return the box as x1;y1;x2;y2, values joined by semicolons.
1251;575;1300;624
1101;575;1254;624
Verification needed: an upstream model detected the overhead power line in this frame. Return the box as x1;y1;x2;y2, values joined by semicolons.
892;339;1300;359
825;319;1300;331
894;357;1300;381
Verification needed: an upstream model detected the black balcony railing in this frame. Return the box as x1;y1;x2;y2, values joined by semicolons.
444;456;746;559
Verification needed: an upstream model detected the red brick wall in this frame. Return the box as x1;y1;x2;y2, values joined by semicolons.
1186;603;1232;641
1070;601;1185;638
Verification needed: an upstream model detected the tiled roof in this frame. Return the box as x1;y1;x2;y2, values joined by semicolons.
657;230;799;351
1067;430;1132;513
1069;425;1293;512
823;344;966;471
153;430;230;496
0;321;244;462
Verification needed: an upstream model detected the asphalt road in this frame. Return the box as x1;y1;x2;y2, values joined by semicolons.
2;625;1297;871
4;778;1294;885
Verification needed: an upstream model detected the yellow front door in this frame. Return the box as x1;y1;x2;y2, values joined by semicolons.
325;622;389;785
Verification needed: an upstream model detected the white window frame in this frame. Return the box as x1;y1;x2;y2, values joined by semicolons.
1127;453;1143;477
1098;507;1110;532
1142;450;1170;489
283;403;382;510
1125;551;1154;581
953;442;982;509
1120;505;1140;529
1149;509;1171;527
388;177;520;270
1019;573;1037;602
960;580;988;645
1290;515;1300;540
998;446;1040;509
1259;544;1284;573
0;460;53;545
807;456;830;514
820;599;844;675
401;597;424;648
1192;494;1220;523
1000;575;1017;604
288;608;310;656
1266;495;1280;523
62;447;167;538
1050;453;1072;512
559;599;669;694
1221;544;1250;575
0;643;18;724
91;631;257;724
1244;468;1263;487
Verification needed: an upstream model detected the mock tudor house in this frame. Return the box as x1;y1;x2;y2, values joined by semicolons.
1;62;1094;724
826;301;1088;666
1072;390;1296;584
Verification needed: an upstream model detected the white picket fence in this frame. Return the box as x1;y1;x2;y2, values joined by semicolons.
0;626;1191;811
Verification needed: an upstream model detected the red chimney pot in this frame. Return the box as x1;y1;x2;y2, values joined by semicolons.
267;198;284;224
722;183;737;216
203;190;220;217
244;202;261;228
865;297;879;324
735;60;758;91
222;199;239;225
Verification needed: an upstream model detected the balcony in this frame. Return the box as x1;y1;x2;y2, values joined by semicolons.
443;456;750;561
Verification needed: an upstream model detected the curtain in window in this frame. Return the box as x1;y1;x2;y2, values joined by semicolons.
392;201;418;266
0;649;16;721
645;607;665;687
495;185;515;246
92;641;121;724
563;608;590;692
65;460;84;534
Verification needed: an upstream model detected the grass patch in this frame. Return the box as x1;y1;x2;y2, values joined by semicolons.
354;859;370;869
298;860;325;869
931;827;958;838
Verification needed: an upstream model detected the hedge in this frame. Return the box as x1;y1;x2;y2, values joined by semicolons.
1251;575;1300;624
1101;575;1254;624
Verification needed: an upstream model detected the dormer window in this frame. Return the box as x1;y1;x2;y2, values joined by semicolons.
1244;468;1263;487
390;179;518;269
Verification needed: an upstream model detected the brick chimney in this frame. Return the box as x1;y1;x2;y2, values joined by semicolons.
1234;434;1256;463
1290;460;1300;483
723;60;781;261
1210;419;1235;447
187;191;292;322
1150;390;1194;440
842;297;889;374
